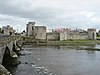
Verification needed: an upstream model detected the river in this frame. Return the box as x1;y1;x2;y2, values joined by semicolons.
7;45;100;75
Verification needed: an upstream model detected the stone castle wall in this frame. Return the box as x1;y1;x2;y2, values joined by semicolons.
26;22;46;39
88;29;96;40
60;28;96;40
47;32;59;40
34;26;46;39
60;32;88;40
26;22;35;36
26;22;96;40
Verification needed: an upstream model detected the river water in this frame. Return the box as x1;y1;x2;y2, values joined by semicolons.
7;45;100;75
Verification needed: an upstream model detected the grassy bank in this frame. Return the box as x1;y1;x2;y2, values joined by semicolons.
22;38;100;46
21;36;100;46
21;36;100;50
46;40;100;46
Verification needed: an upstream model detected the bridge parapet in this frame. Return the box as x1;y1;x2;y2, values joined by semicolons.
0;35;22;74
0;35;21;64
0;35;20;46
7;41;18;58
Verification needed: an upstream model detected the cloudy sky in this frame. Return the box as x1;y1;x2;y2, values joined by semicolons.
0;0;100;32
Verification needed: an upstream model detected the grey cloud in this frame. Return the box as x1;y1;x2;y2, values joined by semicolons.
0;0;100;31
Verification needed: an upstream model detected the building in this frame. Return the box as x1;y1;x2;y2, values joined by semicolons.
26;22;35;36
26;22;46;39
2;25;15;35
60;28;96;40
34;26;46;39
26;22;96;40
60;31;68;40
87;28;96;40
46;32;60;41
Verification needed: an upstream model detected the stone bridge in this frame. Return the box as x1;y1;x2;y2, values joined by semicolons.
0;35;22;75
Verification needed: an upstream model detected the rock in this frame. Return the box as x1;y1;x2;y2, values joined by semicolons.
25;62;28;64
0;64;12;75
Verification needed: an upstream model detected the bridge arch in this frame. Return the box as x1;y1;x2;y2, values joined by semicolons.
2;41;20;67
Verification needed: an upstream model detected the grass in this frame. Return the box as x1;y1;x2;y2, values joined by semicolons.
22;38;100;46
22;37;100;51
46;40;97;46
21;36;100;46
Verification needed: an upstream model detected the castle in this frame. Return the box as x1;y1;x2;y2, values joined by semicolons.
26;22;46;39
2;25;15;35
60;28;96;40
26;22;96;40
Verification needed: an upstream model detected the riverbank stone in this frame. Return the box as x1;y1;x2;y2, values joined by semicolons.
0;64;12;75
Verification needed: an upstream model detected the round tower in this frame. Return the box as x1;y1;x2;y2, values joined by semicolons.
87;28;96;40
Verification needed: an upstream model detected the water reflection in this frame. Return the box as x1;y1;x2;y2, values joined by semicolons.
87;50;96;62
7;45;100;75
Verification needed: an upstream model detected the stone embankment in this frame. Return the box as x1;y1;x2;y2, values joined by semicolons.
0;35;21;75
0;64;12;75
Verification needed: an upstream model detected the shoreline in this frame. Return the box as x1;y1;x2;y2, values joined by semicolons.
22;40;100;51
23;40;100;46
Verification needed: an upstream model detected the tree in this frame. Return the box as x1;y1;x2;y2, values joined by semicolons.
23;30;25;33
9;31;12;35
